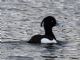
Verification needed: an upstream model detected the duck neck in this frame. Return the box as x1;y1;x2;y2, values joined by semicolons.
45;28;53;36
44;28;56;40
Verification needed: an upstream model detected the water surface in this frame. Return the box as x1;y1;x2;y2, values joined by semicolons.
1;40;80;60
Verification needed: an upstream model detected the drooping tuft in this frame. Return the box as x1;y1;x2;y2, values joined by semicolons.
41;16;57;28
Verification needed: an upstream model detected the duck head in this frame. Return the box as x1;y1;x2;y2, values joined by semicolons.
41;16;58;29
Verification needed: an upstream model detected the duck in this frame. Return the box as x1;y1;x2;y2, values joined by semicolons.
28;16;58;44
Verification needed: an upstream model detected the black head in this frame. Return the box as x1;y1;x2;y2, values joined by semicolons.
41;16;57;29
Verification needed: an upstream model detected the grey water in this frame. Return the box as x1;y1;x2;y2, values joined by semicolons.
1;40;80;60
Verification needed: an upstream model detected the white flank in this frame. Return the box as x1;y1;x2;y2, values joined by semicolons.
41;38;57;43
0;39;1;42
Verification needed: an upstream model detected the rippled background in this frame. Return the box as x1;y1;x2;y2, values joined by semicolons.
1;0;80;60
1;41;80;60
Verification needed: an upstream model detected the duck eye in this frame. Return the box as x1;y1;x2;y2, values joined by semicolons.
51;20;53;22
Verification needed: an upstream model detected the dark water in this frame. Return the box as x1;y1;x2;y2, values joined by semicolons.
1;40;80;60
